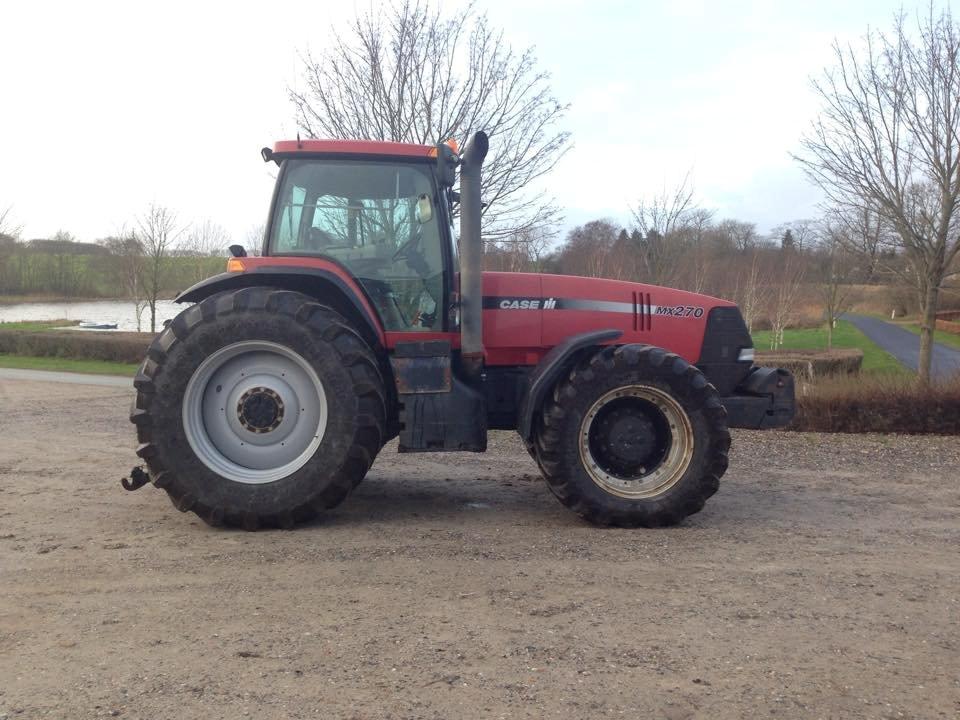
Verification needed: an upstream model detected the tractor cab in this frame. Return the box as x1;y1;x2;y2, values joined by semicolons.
264;146;457;333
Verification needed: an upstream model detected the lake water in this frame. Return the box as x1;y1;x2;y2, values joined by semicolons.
0;299;183;331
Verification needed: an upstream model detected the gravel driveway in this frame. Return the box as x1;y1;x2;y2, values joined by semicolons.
1;378;958;719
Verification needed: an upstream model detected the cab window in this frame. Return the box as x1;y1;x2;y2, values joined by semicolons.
270;159;446;331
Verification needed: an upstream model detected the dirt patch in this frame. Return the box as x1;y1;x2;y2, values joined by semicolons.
0;379;958;719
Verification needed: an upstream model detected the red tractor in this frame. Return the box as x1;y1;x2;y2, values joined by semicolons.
125;132;794;529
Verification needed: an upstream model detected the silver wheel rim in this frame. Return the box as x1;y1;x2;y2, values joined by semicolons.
578;385;694;499
182;340;327;484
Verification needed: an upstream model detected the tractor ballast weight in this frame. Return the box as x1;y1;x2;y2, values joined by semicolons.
127;132;795;530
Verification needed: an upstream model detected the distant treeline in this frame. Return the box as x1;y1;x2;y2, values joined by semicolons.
0;237;224;299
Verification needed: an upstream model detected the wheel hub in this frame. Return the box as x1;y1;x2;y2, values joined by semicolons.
181;341;328;484
599;408;657;466
237;387;285;433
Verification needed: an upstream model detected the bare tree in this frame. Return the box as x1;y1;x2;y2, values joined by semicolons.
818;223;856;348
137;204;183;333
290;0;569;239
735;251;769;334
555;220;621;278
631;172;696;238
245;224;266;256
103;232;149;331
629;174;701;286
184;219;229;257
183;219;231;284
771;219;819;251
797;8;960;382
679;207;717;293
827;205;890;282
0;206;22;241
769;251;806;349
717;219;758;253
485;226;553;273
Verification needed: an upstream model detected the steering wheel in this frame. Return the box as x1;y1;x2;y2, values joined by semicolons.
307;227;335;250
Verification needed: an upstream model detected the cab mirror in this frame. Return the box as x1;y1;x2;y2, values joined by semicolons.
436;142;458;187
416;194;433;224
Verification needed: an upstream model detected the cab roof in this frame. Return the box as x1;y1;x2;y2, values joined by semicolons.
270;139;436;160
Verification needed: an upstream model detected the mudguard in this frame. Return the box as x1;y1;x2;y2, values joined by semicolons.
516;328;622;442
174;266;386;349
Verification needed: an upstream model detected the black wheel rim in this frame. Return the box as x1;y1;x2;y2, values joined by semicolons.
579;385;694;498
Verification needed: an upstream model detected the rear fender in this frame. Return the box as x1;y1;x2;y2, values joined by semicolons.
516;329;622;442
175;267;386;350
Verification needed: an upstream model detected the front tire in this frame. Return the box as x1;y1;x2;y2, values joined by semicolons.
130;288;386;529
534;344;730;527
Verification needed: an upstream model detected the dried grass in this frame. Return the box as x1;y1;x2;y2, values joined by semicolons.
790;374;960;434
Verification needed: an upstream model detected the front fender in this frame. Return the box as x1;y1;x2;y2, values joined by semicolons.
516;328;622;442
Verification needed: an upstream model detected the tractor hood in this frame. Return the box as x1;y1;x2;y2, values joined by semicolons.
480;271;738;365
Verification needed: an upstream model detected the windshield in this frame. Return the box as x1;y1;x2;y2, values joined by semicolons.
269;159;447;331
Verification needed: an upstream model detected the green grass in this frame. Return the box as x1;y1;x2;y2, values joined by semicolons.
900;323;960;350
752;320;910;376
0;353;138;376
0;319;78;331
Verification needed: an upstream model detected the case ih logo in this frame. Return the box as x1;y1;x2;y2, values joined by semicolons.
495;297;557;310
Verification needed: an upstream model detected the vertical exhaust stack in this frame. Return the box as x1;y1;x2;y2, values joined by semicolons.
459;131;489;379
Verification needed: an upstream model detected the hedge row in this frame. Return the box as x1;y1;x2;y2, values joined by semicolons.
0;329;151;364
755;349;863;380
788;374;960;434
935;319;960;335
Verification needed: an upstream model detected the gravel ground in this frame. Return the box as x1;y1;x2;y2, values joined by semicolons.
0;379;958;719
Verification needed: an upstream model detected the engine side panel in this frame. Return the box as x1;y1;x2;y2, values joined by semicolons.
540;274;734;363
481;272;735;366
481;272;544;366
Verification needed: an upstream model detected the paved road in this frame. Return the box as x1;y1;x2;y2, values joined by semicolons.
0;367;131;388
844;313;960;380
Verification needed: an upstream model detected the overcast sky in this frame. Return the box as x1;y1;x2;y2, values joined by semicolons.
0;0;914;245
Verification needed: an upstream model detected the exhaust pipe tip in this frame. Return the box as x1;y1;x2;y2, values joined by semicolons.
462;131;489;165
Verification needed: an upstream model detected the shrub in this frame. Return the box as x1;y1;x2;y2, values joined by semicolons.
935;319;960;335
0;329;150;364
756;349;863;380
789;374;960;434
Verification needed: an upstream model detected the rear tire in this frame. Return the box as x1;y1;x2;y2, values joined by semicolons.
534;344;729;527
130;288;386;529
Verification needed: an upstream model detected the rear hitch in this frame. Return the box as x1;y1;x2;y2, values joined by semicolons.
122;466;151;491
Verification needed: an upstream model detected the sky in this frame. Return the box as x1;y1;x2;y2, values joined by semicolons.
0;0;918;246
